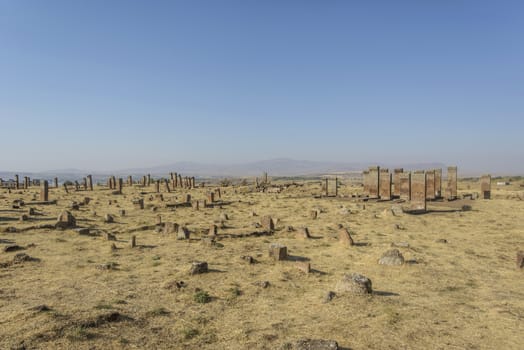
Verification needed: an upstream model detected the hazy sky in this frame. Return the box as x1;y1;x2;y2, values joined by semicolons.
1;1;523;173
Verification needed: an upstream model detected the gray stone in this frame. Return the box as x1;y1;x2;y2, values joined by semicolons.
378;249;405;266
335;273;372;295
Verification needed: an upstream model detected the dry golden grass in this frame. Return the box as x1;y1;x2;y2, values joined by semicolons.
0;177;523;349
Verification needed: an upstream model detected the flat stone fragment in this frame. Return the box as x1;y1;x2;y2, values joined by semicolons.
378;249;405;265
293;338;339;350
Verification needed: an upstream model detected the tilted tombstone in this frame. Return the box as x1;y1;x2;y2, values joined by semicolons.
379;168;391;200
393;168;403;198
446;166;458;200
164;179;171;193
425;170;436;200
368;166;380;198
480;174;491;199
410;171;427;212
155;180;160;193
87;175;93;191
40;180;49;202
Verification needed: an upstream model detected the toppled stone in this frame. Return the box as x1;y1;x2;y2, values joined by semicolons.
293;338;339;350
189;261;208;275
55;211;76;229
241;255;255;264
391;205;404;216
335;273;372;295
3;245;24;253
391;242;409;248
104;214;115;223
74;228;90;235
378;249;405;266
13;253;39;264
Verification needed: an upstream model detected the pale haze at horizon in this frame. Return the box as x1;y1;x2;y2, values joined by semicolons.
1;1;523;174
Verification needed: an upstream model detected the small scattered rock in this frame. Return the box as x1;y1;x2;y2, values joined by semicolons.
189;261;208;275
293;338;339;350
335;273;372;295
435;238;448;244
253;281;270;288
378;249;405;266
323;291;336;303
104;214;115;223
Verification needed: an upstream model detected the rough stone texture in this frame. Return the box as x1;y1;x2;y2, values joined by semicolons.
207;192;215;203
447;166;458;200
104;214;115;223
164;221;180;234
55;210;76;229
269;243;287;261
133;198;144;209
434;168;442;198
296;227;311;239
293;339;339;350
338;228;354;246
517;251;524;269
393;168;404;198
40;180;49;202
189;261;208;275
177;226;190;240
480;174;491;199
368;166;380;198
410;171;427;212
261;216;275;231
335;273;372;295
362;170;370;195
400;172;411;201
208;224;218;237
425;170;436;200
379;168;391;200
296;261;311;274
378;249;405;265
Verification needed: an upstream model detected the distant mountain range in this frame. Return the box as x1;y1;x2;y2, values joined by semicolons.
0;158;447;180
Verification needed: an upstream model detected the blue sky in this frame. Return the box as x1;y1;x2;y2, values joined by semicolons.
1;1;523;173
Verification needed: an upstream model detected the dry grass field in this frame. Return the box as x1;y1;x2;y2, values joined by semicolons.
0;177;523;349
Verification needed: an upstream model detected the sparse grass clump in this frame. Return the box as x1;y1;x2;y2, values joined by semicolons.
194;290;211;304
146;307;170;317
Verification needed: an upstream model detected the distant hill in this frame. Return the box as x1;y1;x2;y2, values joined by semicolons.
1;158;448;180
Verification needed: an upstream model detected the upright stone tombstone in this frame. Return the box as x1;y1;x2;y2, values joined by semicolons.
54;177;59;189
173;172;178;187
74;181;80;191
127;175;133;186
425;170;436;200
324;178;329;197
446;166;458;200
24;176;29;189
82;177;87;190
480;174;491;199
15;175;19;190
87;175;93;191
117;178;123;194
155;180;160;193
410;171;426;212
191;177;196;188
335;177;339;197
141;176;146;187
362;170;370;195
111;176;116;190
379;168;391;200
368;166;380;199
63;183;69;194
40;180;49;202
393;168;403;198
147;174;151;187
434;168;442;198
207;192;215;203
178;174;182;188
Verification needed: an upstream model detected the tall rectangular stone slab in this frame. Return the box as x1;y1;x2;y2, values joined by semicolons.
425;170;436;200
410;171;426;212
446;166;458;200
128;175;133;186
379;168;391;200
362;170;370;195
434;169;442;198
87;175;93;191
368;166;380;199
15;175;19;190
40;180;49;202
400;172;411;200
480;174;491;199
393;168;403;198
